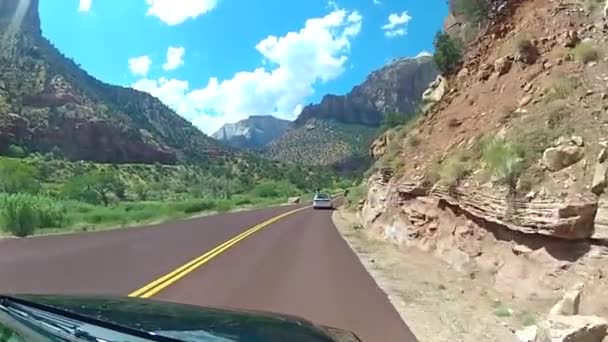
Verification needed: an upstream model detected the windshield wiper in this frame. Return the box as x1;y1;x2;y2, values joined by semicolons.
0;296;181;342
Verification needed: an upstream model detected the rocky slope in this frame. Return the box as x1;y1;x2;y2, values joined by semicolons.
212;115;290;150
356;0;608;340
265;56;438;167
0;0;224;163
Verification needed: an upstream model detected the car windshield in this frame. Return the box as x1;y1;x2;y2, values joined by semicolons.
316;193;330;200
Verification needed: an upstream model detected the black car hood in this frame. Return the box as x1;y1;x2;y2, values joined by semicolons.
8;295;360;342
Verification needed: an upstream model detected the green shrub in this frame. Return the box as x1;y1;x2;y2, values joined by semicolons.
572;43;600;63
433;31;463;75
345;184;367;208
437;151;473;187
481;138;525;189
176;200;215;214
544;78;578;102
215;200;233;213
6;144;26;158
0;194;67;237
234;196;253;206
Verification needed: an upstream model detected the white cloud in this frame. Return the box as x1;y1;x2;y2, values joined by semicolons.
132;8;363;135
163;46;186;71
415;50;432;58
78;0;92;12
382;11;412;38
372;0;381;5
146;0;218;25
128;56;152;77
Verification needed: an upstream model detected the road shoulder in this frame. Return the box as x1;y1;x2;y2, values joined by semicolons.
332;208;515;342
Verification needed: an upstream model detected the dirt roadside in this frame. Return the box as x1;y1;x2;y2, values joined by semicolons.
332;208;518;342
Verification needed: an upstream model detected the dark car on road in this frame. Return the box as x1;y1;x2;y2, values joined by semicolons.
0;295;361;341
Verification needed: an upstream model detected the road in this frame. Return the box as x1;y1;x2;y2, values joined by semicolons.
0;204;417;341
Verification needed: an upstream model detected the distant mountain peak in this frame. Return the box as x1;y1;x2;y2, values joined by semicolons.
212;115;290;150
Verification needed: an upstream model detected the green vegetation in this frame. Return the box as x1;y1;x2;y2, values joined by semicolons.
433;31;463;75
454;0;488;23
572;42;600;64
492;301;512;318
0;155;343;237
380;112;409;131
517;310;537;326
480;138;525;190
0;193;67;237
265;120;378;167
345;184;367;209
544;77;578;102
436;150;474;187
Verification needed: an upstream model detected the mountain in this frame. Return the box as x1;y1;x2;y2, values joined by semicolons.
0;0;224;164
212;115;290;150
265;56;438;167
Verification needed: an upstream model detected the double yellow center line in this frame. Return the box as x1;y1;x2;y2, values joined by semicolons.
129;206;309;298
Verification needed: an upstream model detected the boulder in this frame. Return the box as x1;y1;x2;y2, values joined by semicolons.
543;146;585;171
287;197;301;204
494;56;513;76
592;149;608;195
519;95;533;107
422;75;448;104
572;135;585;147
456;67;469;80
370;131;391;160
477;63;494;81
546;315;607;342
562;30;580;48
549;285;583;316
515;325;549;342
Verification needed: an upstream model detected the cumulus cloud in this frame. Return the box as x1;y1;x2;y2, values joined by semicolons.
128;56;152;77
78;0;92;12
372;0;381;5
382;11;412;37
163;46;186;71
146;0;218;25
132;8;363;135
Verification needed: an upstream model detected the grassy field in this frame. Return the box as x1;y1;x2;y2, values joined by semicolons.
0;155;351;237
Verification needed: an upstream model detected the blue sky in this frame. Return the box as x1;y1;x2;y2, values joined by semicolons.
39;0;448;134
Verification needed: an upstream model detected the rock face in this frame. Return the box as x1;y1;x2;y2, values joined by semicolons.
0;0;224;163
373;182;598;240
294;56;438;126
212;115;290;150
543;146;585;171
266;55;437;167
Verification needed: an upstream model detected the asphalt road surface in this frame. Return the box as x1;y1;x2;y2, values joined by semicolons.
0;203;417;341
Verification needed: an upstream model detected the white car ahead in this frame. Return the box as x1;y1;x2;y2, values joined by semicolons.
313;193;333;210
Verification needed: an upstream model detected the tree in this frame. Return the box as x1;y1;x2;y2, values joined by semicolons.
6;144;26;158
433;31;463;75
381;112;408;131
62;170;124;206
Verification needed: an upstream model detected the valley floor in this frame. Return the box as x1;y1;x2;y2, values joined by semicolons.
333;208;525;342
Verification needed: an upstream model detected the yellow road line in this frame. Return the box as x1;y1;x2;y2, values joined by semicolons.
129;206;309;298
